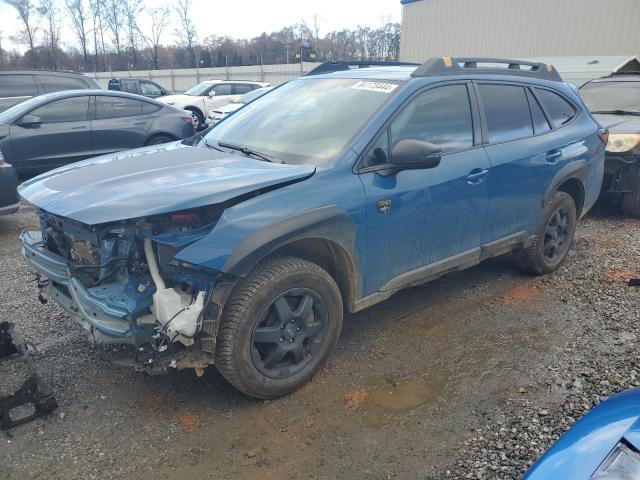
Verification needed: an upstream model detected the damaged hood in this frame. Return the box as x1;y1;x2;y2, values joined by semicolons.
592;113;640;133
18;142;315;225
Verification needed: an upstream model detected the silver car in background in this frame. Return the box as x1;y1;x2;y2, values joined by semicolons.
206;87;273;127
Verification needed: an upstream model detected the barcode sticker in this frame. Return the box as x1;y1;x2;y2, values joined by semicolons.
351;81;399;94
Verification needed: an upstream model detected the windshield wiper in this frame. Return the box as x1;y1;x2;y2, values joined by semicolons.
591;109;640;116
218;141;280;163
201;137;224;151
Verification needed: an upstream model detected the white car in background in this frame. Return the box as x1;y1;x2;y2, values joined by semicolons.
206;87;273;127
158;80;270;130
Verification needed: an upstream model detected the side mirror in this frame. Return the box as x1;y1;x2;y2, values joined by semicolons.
19;115;42;128
391;139;441;169
208;91;216;97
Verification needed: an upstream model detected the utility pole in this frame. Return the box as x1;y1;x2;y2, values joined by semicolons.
0;33;3;69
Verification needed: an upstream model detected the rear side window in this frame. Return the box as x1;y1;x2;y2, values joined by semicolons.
390;84;474;154
95;96;142;119
526;89;551;135
0;74;39;97
233;84;253;95
535;88;576;128
38;75;90;92
141;102;162;115
479;84;533;143
213;84;233;96
120;80;138;94
30;96;89;123
139;80;164;96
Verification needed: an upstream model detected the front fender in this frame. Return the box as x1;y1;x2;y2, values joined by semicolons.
174;164;367;292
221;206;358;276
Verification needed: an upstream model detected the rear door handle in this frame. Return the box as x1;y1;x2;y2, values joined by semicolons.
71;126;87;130
546;151;562;163
466;168;489;184
133;121;147;126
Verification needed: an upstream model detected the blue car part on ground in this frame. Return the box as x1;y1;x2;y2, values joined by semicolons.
525;388;640;479
18;57;606;398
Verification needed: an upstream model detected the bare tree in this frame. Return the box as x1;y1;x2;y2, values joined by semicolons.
38;0;61;69
65;0;90;68
122;0;142;68
89;0;107;71
138;6;169;69
4;0;39;55
103;0;124;57
174;0;197;67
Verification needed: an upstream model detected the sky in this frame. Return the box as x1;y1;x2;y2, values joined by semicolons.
0;0;403;52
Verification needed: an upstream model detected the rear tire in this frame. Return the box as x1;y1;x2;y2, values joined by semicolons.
514;191;577;275
622;193;640;218
186;108;204;131
215;256;343;399
146;134;174;146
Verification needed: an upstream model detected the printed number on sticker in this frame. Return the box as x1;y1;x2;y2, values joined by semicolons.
351;81;399;94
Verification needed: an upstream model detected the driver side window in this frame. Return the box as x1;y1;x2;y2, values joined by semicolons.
362;84;474;169
391;84;474;155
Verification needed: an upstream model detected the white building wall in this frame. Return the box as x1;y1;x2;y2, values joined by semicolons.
400;0;640;62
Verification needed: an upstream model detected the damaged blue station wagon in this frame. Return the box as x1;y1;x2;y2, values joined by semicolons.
19;58;606;398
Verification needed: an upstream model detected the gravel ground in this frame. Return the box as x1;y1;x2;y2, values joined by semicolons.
0;201;638;479
427;202;640;479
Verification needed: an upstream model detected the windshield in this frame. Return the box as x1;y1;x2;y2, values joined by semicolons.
203;78;402;165
183;82;214;96
580;81;640;113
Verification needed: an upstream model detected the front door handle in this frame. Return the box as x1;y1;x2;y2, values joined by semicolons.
546;150;562;163
466;168;489;184
71;126;87;130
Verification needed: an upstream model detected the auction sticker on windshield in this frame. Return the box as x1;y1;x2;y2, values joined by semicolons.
351;81;399;94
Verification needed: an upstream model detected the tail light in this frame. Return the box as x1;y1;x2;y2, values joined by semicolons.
181;116;194;125
598;128;609;145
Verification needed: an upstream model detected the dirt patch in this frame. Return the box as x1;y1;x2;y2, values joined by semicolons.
602;268;640;284
344;388;368;409
179;413;200;431
502;284;541;302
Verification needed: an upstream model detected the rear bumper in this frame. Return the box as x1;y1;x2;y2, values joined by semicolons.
20;230;140;344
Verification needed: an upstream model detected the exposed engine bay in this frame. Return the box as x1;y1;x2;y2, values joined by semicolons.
23;207;236;374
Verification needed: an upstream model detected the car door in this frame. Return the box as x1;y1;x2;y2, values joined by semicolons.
477;83;578;241
9;95;92;173
91;96;154;156
204;83;236;111
358;82;492;294
139;80;167;98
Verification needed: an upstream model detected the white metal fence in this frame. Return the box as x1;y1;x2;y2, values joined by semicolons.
93;62;321;93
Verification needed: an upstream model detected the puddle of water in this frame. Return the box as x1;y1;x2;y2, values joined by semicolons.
366;380;432;411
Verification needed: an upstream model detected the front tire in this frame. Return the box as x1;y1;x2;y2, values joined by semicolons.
622;193;640;218
215;256;343;399
514;191;577;275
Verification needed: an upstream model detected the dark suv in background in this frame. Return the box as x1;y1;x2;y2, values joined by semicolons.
108;77;170;98
580;60;640;217
0;70;101;113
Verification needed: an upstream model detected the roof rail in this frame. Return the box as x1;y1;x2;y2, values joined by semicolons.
411;57;563;82
305;61;420;77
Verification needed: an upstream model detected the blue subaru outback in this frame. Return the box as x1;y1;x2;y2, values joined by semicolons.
19;58;606;398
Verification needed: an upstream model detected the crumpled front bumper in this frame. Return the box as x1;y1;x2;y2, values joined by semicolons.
20;230;147;345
